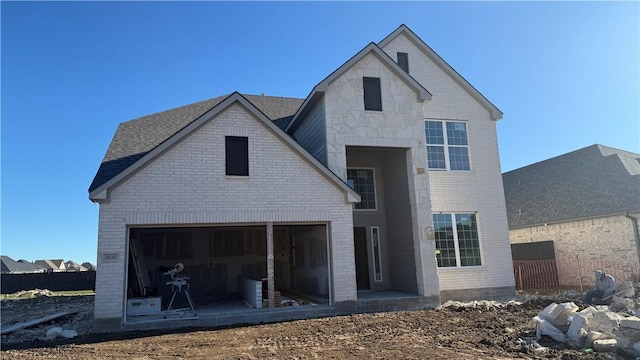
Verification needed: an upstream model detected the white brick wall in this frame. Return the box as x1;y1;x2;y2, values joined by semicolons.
96;29;516;320
380;34;515;292
95;103;355;321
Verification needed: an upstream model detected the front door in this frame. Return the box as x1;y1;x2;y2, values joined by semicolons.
353;227;370;290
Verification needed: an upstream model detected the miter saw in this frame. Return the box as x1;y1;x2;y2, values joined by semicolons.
159;262;196;316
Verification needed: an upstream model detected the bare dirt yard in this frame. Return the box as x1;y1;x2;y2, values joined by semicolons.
0;290;625;359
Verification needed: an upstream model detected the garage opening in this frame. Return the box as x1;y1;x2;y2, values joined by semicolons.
126;224;329;319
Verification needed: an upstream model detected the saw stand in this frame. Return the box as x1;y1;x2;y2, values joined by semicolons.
164;276;197;317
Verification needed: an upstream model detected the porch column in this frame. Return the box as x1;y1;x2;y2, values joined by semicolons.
266;222;275;308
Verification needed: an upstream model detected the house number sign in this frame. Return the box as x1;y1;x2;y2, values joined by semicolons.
102;253;119;262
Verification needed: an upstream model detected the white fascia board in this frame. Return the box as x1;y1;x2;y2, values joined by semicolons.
90;189;108;202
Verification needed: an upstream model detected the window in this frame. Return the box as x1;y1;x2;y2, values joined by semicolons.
425;120;470;170
347;168;376;210
433;213;481;268
363;77;382;111
371;226;383;282
397;52;409;73
225;136;248;176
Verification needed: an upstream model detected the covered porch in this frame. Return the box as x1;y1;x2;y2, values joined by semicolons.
347;146;420;296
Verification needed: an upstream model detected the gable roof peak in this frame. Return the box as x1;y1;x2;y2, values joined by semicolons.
379;24;503;121
286;41;431;132
89;91;359;203
89;93;303;193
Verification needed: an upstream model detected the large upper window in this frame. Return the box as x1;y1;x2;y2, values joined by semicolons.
433;213;481;268
363;77;382;111
225;136;248;176
425;120;470;170
347;168;376;210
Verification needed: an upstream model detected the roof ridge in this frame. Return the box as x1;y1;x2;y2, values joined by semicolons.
243;94;305;100
503;144;625;175
596;143;640;159
119;94;231;125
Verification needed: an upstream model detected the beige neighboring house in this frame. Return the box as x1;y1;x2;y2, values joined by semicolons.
503;144;640;287
88;24;514;330
65;260;89;272
34;259;67;272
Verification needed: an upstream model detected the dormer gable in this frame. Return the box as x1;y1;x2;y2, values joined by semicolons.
285;42;431;133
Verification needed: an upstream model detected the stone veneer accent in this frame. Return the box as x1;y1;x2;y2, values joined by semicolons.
323;51;439;299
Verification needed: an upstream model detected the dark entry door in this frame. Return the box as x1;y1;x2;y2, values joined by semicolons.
353;227;370;290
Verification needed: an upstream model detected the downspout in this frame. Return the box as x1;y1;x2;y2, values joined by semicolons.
624;212;640;265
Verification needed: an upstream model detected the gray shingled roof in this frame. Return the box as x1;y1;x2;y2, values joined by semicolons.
1;256;41;273
89;94;303;192
503;144;640;229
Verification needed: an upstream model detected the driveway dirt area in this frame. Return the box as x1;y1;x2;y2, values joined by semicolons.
0;290;625;359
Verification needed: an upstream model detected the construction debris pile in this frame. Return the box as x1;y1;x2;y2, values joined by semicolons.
531;281;639;357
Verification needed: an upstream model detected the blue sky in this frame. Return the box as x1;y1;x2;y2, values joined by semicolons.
1;2;638;265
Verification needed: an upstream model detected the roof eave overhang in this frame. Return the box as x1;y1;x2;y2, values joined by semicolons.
89;92;361;204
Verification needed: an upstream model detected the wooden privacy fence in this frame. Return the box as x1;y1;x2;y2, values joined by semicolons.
513;259;559;290
1;271;96;294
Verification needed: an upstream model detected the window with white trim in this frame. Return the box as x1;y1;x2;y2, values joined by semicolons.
347;168;376;210
433;213;481;268
425;120;470;170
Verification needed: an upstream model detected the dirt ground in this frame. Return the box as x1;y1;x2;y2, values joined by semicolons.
0;290;625;359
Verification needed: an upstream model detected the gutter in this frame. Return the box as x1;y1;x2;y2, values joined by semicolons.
624;212;640;265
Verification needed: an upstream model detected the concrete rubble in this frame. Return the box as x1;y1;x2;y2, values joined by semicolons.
531;282;640;357
45;326;78;340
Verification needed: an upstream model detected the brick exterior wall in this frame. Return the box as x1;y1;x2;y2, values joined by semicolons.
95;103;355;322
510;213;640;286
380;33;515;298
95;28;517;322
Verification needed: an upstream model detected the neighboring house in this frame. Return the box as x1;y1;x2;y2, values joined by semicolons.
34;259;67;272
89;24;514;329
65;260;89;272
503;144;640;286
0;256;42;274
81;262;97;271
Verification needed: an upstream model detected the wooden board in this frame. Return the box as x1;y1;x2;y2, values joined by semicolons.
0;310;77;335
